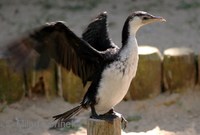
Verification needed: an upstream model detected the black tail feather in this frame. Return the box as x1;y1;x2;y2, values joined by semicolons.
50;105;83;129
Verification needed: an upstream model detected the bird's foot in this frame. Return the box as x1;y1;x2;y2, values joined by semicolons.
90;112;117;123
90;109;127;129
105;109;127;129
121;115;128;129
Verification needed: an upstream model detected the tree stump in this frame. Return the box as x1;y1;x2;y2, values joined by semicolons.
87;117;121;135
61;67;88;103
129;46;162;100
163;47;196;92
197;53;200;86
31;61;57;99
0;58;24;103
22;68;32;97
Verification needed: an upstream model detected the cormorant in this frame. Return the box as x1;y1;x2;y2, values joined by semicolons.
4;11;165;128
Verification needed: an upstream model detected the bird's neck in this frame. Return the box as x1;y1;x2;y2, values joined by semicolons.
119;33;138;60
121;18;141;47
120;21;139;60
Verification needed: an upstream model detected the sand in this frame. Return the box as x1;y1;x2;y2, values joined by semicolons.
0;0;200;135
1;90;200;135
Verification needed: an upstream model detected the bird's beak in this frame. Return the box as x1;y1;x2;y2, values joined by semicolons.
151;16;166;22
142;15;166;25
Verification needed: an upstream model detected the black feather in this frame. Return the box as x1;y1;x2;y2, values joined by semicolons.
51;105;83;129
82;11;118;51
4;21;105;84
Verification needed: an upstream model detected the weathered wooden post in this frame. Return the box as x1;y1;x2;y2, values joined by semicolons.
60;66;88;103
197;53;200;86
87;117;122;135
128;46;162;100
31;61;57;99
61;69;84;103
0;58;24;103
163;47;196;92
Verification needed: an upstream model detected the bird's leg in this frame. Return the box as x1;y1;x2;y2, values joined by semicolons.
103;108;128;129
90;104;99;118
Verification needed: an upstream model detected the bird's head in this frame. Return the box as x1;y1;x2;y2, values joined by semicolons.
125;11;166;35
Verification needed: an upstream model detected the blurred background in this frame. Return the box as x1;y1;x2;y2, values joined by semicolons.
1;0;200;51
0;0;200;135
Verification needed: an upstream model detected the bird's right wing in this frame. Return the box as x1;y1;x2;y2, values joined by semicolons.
82;12;119;51
4;21;104;85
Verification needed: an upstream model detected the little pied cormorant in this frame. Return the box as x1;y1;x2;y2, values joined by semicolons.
4;11;166;128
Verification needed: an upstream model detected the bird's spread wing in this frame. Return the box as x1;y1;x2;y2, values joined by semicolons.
82;11;119;51
4;21;104;85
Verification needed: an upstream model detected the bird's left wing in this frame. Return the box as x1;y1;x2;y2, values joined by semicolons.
4;21;104;85
82;11;119;51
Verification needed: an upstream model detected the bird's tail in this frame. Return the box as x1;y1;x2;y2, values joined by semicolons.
50;105;83;129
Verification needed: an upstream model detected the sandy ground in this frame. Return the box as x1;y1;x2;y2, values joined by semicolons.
1;0;200;135
0;90;200;135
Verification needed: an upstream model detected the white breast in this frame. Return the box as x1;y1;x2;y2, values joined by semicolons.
95;36;138;115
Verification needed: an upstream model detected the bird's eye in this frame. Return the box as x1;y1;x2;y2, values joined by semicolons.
143;17;148;20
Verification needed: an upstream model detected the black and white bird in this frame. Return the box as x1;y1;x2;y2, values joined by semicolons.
4;11;165;128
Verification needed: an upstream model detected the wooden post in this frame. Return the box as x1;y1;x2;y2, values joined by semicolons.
163;47;196;92
197;53;200;86
0;58;24;103
128;46;162;100
61;67;88;103
87;117;122;135
31;60;57;100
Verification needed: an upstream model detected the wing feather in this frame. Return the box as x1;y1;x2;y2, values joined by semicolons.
82;11;119;51
5;21;104;85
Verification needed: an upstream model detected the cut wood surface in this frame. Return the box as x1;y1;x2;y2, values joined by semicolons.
163;47;196;92
129;46;162;100
87;117;121;135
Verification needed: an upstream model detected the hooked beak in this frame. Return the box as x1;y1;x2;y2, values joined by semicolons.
152;16;166;22
142;15;166;25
